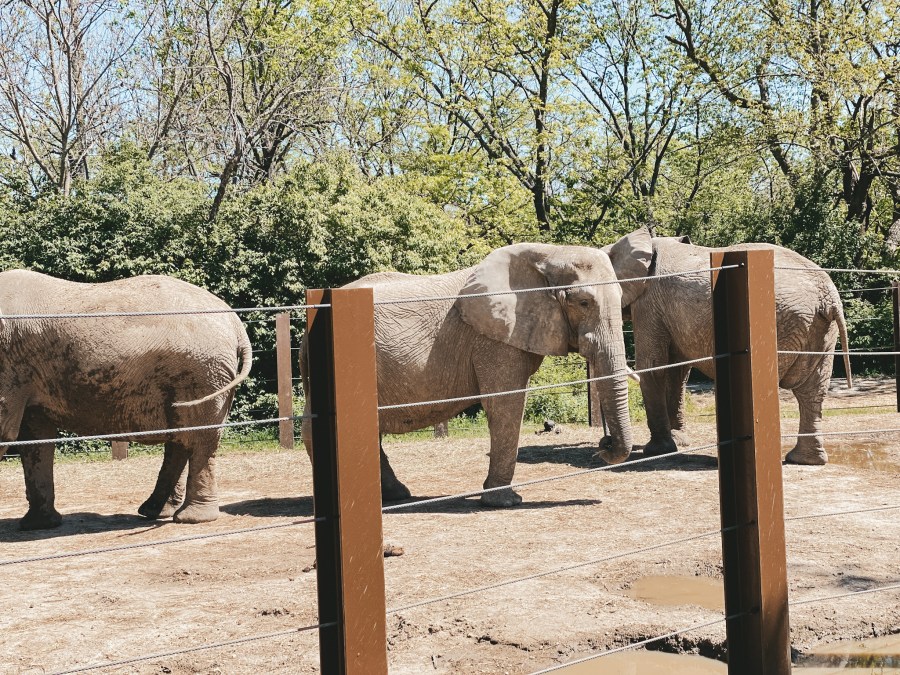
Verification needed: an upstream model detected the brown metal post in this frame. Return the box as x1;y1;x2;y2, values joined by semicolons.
111;442;128;460
710;249;790;675
893;282;900;412
275;312;295;449
306;288;388;675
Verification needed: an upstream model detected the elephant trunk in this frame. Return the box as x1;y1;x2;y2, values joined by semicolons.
588;342;633;465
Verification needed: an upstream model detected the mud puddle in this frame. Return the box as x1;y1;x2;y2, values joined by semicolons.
827;441;900;472
797;633;900;668
624;575;724;611
552;650;726;673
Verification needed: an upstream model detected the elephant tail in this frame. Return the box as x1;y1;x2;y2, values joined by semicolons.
835;304;852;389
174;324;254;407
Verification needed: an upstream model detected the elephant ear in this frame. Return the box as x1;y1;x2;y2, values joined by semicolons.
601;228;653;308
456;244;572;356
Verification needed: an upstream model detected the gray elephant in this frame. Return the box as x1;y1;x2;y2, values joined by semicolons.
0;270;252;530
301;238;651;506
605;229;851;464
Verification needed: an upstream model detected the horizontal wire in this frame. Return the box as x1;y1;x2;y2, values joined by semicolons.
529;615;736;674
0;304;327;321
51;621;332;675
838;286;894;293
785;504;900;523
776;266;900;275
0;517;322;567
0;416;305;448
387;527;728;615
378;356;723;411
790;582;900;608
784;427;900;438
383;441;732;513
780;350;900;356
374;266;742;306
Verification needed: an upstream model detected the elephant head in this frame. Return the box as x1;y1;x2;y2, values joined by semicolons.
455;240;652;463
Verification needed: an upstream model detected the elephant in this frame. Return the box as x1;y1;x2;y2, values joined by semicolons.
604;228;851;465
301;237;652;507
0;270;252;530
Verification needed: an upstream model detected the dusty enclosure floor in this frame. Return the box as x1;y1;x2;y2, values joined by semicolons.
1;378;899;674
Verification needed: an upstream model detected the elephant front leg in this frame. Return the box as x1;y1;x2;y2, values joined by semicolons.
173;433;221;524
785;371;830;465
139;441;189;519
641;369;677;457
479;391;528;508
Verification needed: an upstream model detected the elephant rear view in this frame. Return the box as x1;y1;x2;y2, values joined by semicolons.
0;270;252;530
301;237;653;506
605;229;851;465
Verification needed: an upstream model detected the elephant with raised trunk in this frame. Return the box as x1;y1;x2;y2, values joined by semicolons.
0;270;252;530
301;237;651;506
605;229;851;465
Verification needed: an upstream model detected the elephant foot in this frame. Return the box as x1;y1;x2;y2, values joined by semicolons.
643;438;677;457
20;508;62;531
381;480;412;502
173;501;220;524
138;497;170;520
157;499;183;519
785;446;828;466
480;487;523;508
670;429;693;448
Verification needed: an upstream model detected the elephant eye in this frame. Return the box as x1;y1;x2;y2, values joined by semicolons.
579;300;589;308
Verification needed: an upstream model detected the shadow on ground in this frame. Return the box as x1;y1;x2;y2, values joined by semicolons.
517;442;719;472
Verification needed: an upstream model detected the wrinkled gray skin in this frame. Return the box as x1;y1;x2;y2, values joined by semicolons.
0;270;252;530
607;229;851;465
301;239;648;506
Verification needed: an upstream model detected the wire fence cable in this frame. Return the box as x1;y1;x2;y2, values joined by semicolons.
51;621;333;674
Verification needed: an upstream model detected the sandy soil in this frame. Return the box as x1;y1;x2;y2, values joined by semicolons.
1;377;899;674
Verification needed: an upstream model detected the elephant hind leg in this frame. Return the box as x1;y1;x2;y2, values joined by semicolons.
18;413;62;531
785;361;832;466
139;441;189;520
667;364;693;448
380;442;411;501
172;431;221;524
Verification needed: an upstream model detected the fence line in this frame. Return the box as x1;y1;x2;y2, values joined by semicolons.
775;266;900;275
378;355;725;411
784;504;900;523
790;582;900;608
0;415;301;449
784;427;900;438
0;517;321;567
383;441;730;513
387;527;729;615
373;265;742;306
52;622;332;675
528;615;735;674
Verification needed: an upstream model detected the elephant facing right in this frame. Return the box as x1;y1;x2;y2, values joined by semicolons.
605;228;852;465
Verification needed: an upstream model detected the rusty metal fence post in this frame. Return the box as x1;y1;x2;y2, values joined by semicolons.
305;287;388;675
275;311;295;449
893;282;900;412
710;249;791;675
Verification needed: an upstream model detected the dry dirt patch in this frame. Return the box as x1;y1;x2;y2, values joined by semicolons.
1;378;899;674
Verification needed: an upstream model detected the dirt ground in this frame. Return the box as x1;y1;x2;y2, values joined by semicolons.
1;377;899;674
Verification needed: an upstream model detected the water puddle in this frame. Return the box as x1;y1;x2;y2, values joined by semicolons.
552;650;725;673
624;575;724;611
797;633;900;668
826;441;899;472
